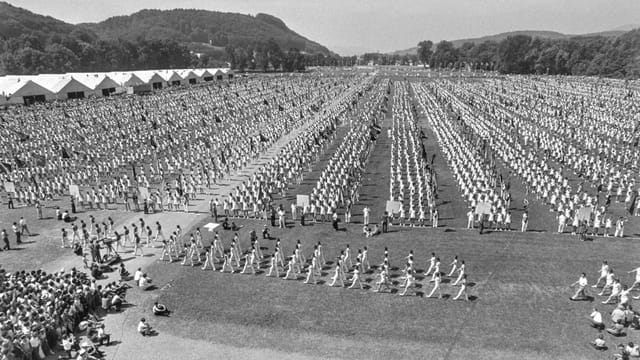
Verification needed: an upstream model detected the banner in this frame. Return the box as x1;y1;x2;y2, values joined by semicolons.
138;187;150;201
576;206;593;222
69;184;80;198
3;182;15;194
296;195;310;209
385;200;402;214
475;201;492;215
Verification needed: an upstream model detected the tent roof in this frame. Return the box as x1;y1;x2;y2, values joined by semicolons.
67;73;120;90
0;77;54;97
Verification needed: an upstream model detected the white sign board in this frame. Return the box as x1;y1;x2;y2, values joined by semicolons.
576;206;593;222
138;187;150;201
3;182;15;194
69;184;80;198
475;201;492;215
296;195;310;209
386;200;402;215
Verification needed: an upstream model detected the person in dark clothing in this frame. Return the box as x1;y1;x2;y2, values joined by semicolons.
1;229;9;250
270;207;276;227
71;196;76;214
7;195;14;209
382;212;389;233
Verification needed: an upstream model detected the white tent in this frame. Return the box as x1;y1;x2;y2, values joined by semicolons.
107;72;146;88
32;74;93;100
0;76;55;105
177;69;199;85
69;73;120;97
157;70;183;86
208;68;226;81
133;70;166;89
194;69;215;82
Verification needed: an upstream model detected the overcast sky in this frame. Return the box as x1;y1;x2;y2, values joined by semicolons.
7;0;640;55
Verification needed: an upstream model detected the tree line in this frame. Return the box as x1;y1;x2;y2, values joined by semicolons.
416;29;640;78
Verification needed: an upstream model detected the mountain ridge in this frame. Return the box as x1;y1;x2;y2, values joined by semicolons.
389;28;636;56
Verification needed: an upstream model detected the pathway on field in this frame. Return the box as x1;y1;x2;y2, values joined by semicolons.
90;83;366;360
353;84;393;223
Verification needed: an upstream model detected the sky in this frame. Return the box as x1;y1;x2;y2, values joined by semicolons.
6;0;640;55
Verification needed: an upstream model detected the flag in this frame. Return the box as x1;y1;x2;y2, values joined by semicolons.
259;133;268;142
61;147;70;159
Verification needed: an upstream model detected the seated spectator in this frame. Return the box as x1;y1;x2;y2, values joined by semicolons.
607;319;625;337
92;324;110;346
363;225;372;237
627;342;640;358
119;264;130;281
614;343;631;360
590;308;604;330
590;333;606;350
138;274;152;289
137;318;152;336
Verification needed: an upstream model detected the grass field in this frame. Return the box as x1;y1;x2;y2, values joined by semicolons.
1;76;640;360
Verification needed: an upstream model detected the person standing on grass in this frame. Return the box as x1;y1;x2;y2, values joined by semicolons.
304;258;317;284
628;266;640;291
363;206;370;225
424;252;436;276
452;274;469;301
160;240;172;262
432;208;439;228
267;248;281;277
447;256;458;277
592;261;610;289
202;245;215;271
429;258;441;282
453;261;466;286
12;222;21;244
569;272;588;301
361;246;371;272
374;266;391;293
521;211;528;232
328;260;345;287
426;271;443;298
133;232;144;257
2;229;10;250
349;264;364;289
220;251;235;273
213;233;224;260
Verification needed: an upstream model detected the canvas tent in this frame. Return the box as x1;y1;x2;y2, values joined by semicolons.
69;73;120;97
0;77;55;105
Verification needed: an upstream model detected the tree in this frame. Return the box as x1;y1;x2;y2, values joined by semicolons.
417;40;433;68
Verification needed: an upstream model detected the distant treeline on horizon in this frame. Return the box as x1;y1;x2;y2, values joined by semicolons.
365;29;640;78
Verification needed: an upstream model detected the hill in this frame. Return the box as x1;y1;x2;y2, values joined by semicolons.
390;29;629;56
0;1;335;75
80;9;333;56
